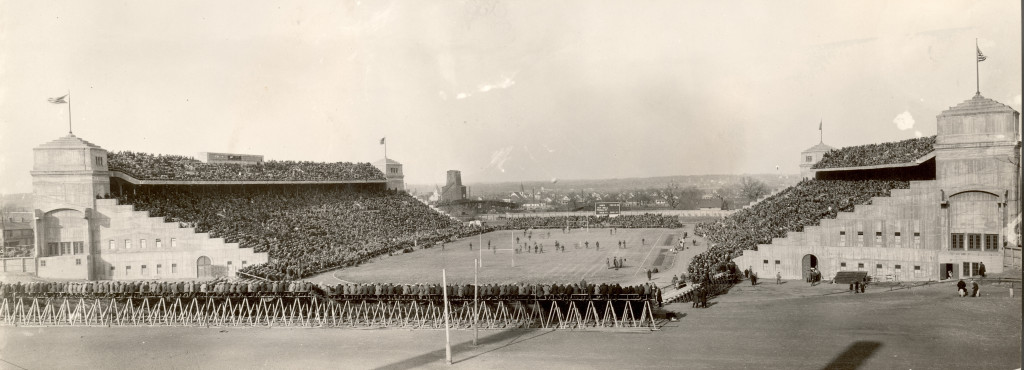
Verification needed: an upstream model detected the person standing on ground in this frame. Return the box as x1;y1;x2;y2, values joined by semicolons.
971;279;979;297
957;279;967;297
647;269;652;281
979;262;986;278
750;273;757;286
776;271;782;285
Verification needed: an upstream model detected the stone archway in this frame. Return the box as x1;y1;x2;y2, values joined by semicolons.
196;256;212;278
802;254;818;281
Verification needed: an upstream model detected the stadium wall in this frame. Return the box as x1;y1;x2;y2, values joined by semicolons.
735;94;1019;282
27;134;269;281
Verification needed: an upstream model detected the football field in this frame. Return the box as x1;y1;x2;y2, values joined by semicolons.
309;227;696;286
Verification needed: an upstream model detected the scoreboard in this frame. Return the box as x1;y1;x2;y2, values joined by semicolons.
595;202;621;216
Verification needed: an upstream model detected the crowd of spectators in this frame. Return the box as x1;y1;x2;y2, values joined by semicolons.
502;214;682;230
689;179;909;284
0;280;659;301
812;136;936;169
108;151;385;182
114;186;477;280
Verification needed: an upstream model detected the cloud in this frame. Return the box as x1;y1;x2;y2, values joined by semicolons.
456;92;471;100
914;130;923;138
893;110;915;131
478;76;515;93
485;146;514;173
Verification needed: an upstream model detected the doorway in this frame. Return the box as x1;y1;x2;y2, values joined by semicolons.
939;263;958;280
802;254;818;281
197;256;212;278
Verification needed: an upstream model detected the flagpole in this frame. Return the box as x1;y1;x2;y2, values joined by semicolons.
67;90;73;134
975;38;980;95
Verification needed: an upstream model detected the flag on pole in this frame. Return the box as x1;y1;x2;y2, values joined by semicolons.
48;94;68;104
977;46;987;62
380;137;386;145
818;120;822;131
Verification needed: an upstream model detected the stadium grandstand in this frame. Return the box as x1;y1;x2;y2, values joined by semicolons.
17;134;407;281
692;94;1020;285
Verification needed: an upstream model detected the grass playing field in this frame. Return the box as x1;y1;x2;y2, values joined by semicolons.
309;227;695;286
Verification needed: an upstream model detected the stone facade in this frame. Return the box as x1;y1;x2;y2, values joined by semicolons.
374;158;405;191
799;142;835;180
736;94;1020;282
441;170;466;203
28;134;268;280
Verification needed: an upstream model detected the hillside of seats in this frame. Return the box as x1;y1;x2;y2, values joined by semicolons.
108;151;385;182
690;179;909;279
812;136;935;169
114;185;473;280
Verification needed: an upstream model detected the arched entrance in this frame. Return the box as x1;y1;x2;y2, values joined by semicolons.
801;254;818;281
196;256;212;278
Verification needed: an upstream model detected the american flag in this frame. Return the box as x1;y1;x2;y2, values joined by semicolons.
48;94;68;104
977;46;987;62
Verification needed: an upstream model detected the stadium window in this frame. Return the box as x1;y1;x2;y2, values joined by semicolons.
141;265;148;276
242;260;247;266
894;264;901;270
962;262;971;277
805;155;813;163
762;260;769;271
109;240;115;250
914;265;921;277
840;262;847;268
171;264;178;274
894;232;901;245
984;234;998;250
774;260;780;265
140;239;147;249
46;242;57;256
125;239;131;249
126;265;131;275
94;156;104;166
857;231;864;244
155;239;162;248
76;259;81;266
875;263;882;269
967;234;981;250
156;264;162;275
875;231;882;244
839;231;847;246
913;232;921;248
170;238;177;248
857;263;864;269
74;242;84;254
971;262;979;275
40;260;46;267
227;261;232;265
950;233;964;250
60;242;71;255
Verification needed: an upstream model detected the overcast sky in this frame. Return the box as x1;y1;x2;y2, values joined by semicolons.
0;0;1020;193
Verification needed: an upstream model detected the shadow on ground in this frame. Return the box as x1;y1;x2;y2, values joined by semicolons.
821;341;882;370
372;329;555;369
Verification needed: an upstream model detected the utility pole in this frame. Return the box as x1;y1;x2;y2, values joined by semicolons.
473;259;479;345
442;269;452;365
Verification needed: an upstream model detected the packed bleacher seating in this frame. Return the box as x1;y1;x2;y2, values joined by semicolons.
108;151;385;182
114;186;475;280
812;136;936;169
689;179;909;282
0;280;659;301
502;214;682;230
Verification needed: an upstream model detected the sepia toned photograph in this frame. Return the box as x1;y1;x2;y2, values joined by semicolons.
0;1;1020;369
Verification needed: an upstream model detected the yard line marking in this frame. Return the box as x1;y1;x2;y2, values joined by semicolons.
633;233;666;279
